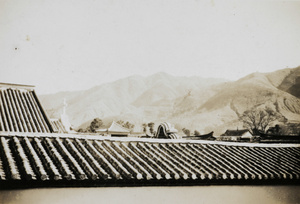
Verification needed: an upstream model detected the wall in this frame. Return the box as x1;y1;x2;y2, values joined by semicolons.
0;185;299;204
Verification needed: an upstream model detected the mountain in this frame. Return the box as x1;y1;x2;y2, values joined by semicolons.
39;67;300;135
39;72;227;129
169;66;300;134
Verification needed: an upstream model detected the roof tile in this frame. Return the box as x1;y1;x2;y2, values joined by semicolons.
0;86;53;133
0;134;299;188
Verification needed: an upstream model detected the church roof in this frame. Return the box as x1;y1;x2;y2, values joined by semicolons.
0;83;53;133
0;134;299;188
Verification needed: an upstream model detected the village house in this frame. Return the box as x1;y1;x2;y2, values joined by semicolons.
220;129;253;142
95;121;131;137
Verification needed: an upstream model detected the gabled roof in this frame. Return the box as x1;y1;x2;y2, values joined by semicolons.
223;129;250;136
0;83;53;133
108;121;130;133
0;134;299;188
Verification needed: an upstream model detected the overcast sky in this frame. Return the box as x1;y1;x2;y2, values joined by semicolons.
0;0;299;94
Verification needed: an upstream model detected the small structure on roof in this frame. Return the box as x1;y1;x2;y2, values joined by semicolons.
50;99;75;134
60;98;73;133
154;122;180;139
96;121;130;137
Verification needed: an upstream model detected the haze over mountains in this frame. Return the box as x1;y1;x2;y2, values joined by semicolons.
39;67;300;135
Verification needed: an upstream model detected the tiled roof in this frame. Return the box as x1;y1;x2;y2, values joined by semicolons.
0;82;299;189
0;83;53;133
50;119;67;133
0;134;299;188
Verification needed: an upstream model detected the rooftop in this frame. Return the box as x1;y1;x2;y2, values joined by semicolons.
0;84;53;133
0;82;299;189
0;133;299;188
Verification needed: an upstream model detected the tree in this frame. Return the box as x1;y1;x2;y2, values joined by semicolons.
182;128;191;136
142;123;147;133
240;107;283;135
124;121;135;130
194;130;200;136
116;120;135;130
148;122;155;134
77;128;86;133
87;118;103;133
117;120;125;126
277;123;300;136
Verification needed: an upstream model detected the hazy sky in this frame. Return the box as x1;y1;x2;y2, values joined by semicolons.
0;0;299;94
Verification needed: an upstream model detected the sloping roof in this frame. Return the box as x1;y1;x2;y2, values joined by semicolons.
108;121;130;133
0;134;299;188
223;129;250;136
0;83;53;133
50;119;67;133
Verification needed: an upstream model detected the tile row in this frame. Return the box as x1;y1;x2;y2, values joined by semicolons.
0;89;52;133
0;135;299;184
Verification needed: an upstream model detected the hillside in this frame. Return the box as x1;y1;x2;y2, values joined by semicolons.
168;66;300;134
39;72;226;129
39;67;300;135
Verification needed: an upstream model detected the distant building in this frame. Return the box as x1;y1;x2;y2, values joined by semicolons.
95;121;130;137
220;129;252;141
222;129;252;137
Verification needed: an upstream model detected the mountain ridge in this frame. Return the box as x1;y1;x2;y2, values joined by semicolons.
39;67;300;135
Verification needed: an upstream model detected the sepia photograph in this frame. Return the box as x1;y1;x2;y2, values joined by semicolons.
0;0;299;203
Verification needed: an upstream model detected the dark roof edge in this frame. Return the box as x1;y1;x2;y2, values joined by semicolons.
1;178;299;190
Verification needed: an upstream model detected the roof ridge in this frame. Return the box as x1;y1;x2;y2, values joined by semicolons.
0;82;35;89
2;133;300;148
0;134;299;187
